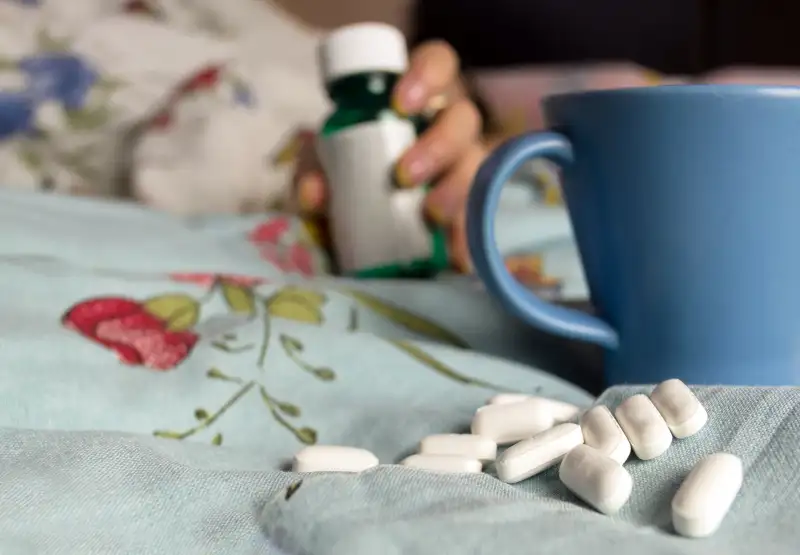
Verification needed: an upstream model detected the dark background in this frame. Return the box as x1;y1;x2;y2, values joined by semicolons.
413;0;800;75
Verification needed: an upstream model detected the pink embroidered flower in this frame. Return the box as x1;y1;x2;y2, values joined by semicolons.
255;245;314;277
169;273;266;289
248;217;291;245
248;218;318;276
180;66;222;94
62;297;198;371
288;244;314;276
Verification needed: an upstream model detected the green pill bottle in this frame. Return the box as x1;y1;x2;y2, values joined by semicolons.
317;23;448;278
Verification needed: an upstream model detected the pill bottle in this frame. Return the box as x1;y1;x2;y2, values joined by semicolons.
316;23;448;278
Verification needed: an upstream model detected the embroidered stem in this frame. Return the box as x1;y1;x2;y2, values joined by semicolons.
279;334;336;381
348;305;359;331
257;310;271;369
153;379;255;440
258;386;317;444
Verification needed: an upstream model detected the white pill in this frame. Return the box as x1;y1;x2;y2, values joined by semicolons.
579;405;631;465
419;434;497;461
487;394;581;422
400;454;483;474
487;393;533;405
615;394;673;460
496;423;584;484
650;379;708;439
559;444;633;515
472;399;555;444
672;453;743;538
292;445;378;473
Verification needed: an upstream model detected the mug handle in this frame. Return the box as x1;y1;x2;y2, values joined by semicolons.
466;131;619;350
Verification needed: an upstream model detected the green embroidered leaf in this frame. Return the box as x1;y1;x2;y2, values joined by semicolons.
277;402;301;417
348;306;359;331
279;334;304;352
18;147;43;171
64;106;112;131
142;294;200;331
37;29;69;53
194;408;209;421
221;281;256;316
211;433;223;446
346;290;468;348
206;367;239;382
391;340;510;392
296;427;318;445
211;341;253;353
313;367;336;381
153;430;183;440
265;287;326;324
96;77;124;93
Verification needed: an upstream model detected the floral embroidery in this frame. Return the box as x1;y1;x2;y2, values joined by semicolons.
62;296;199;370
249;217;318;277
19;53;98;110
60;272;504;447
169;272;266;289
249;218;290;244
145;65;253;133
0;31;122;192
0;51;101;140
179;66;221;95
145;66;221;133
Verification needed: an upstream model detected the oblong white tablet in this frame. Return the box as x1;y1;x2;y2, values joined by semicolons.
650;379;708;439
292;445;379;473
672;453;743;538
615;394;673;460
419;434;497;461
400;454;482;474
579;405;631;465
486;395;581;422
472;399;555;444
496;423;584;484
559;444;633;515
487;393;533;405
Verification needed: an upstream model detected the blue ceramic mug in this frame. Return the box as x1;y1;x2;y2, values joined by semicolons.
467;85;800;386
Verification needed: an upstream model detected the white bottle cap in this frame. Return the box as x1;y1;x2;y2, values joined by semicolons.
318;23;408;84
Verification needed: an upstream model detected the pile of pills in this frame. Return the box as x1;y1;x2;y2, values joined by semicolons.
289;379;742;539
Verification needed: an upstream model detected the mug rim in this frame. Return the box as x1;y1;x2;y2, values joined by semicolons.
544;83;800;105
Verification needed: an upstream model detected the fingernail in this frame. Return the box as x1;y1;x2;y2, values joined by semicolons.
426;203;448;226
298;174;323;212
643;70;662;86
454;253;473;274
393;80;426;115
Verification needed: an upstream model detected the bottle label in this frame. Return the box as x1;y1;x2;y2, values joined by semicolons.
319;117;434;273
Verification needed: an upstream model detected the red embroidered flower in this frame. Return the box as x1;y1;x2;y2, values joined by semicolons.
180;66;221;94
254;244;315;277
247;218;317;276
248;217;291;245
146;66;222;133
169;273;266;288
287;244;314;276
62;297;198;371
150;111;172;130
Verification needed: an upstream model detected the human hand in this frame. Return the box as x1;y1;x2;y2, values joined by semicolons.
291;40;487;272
